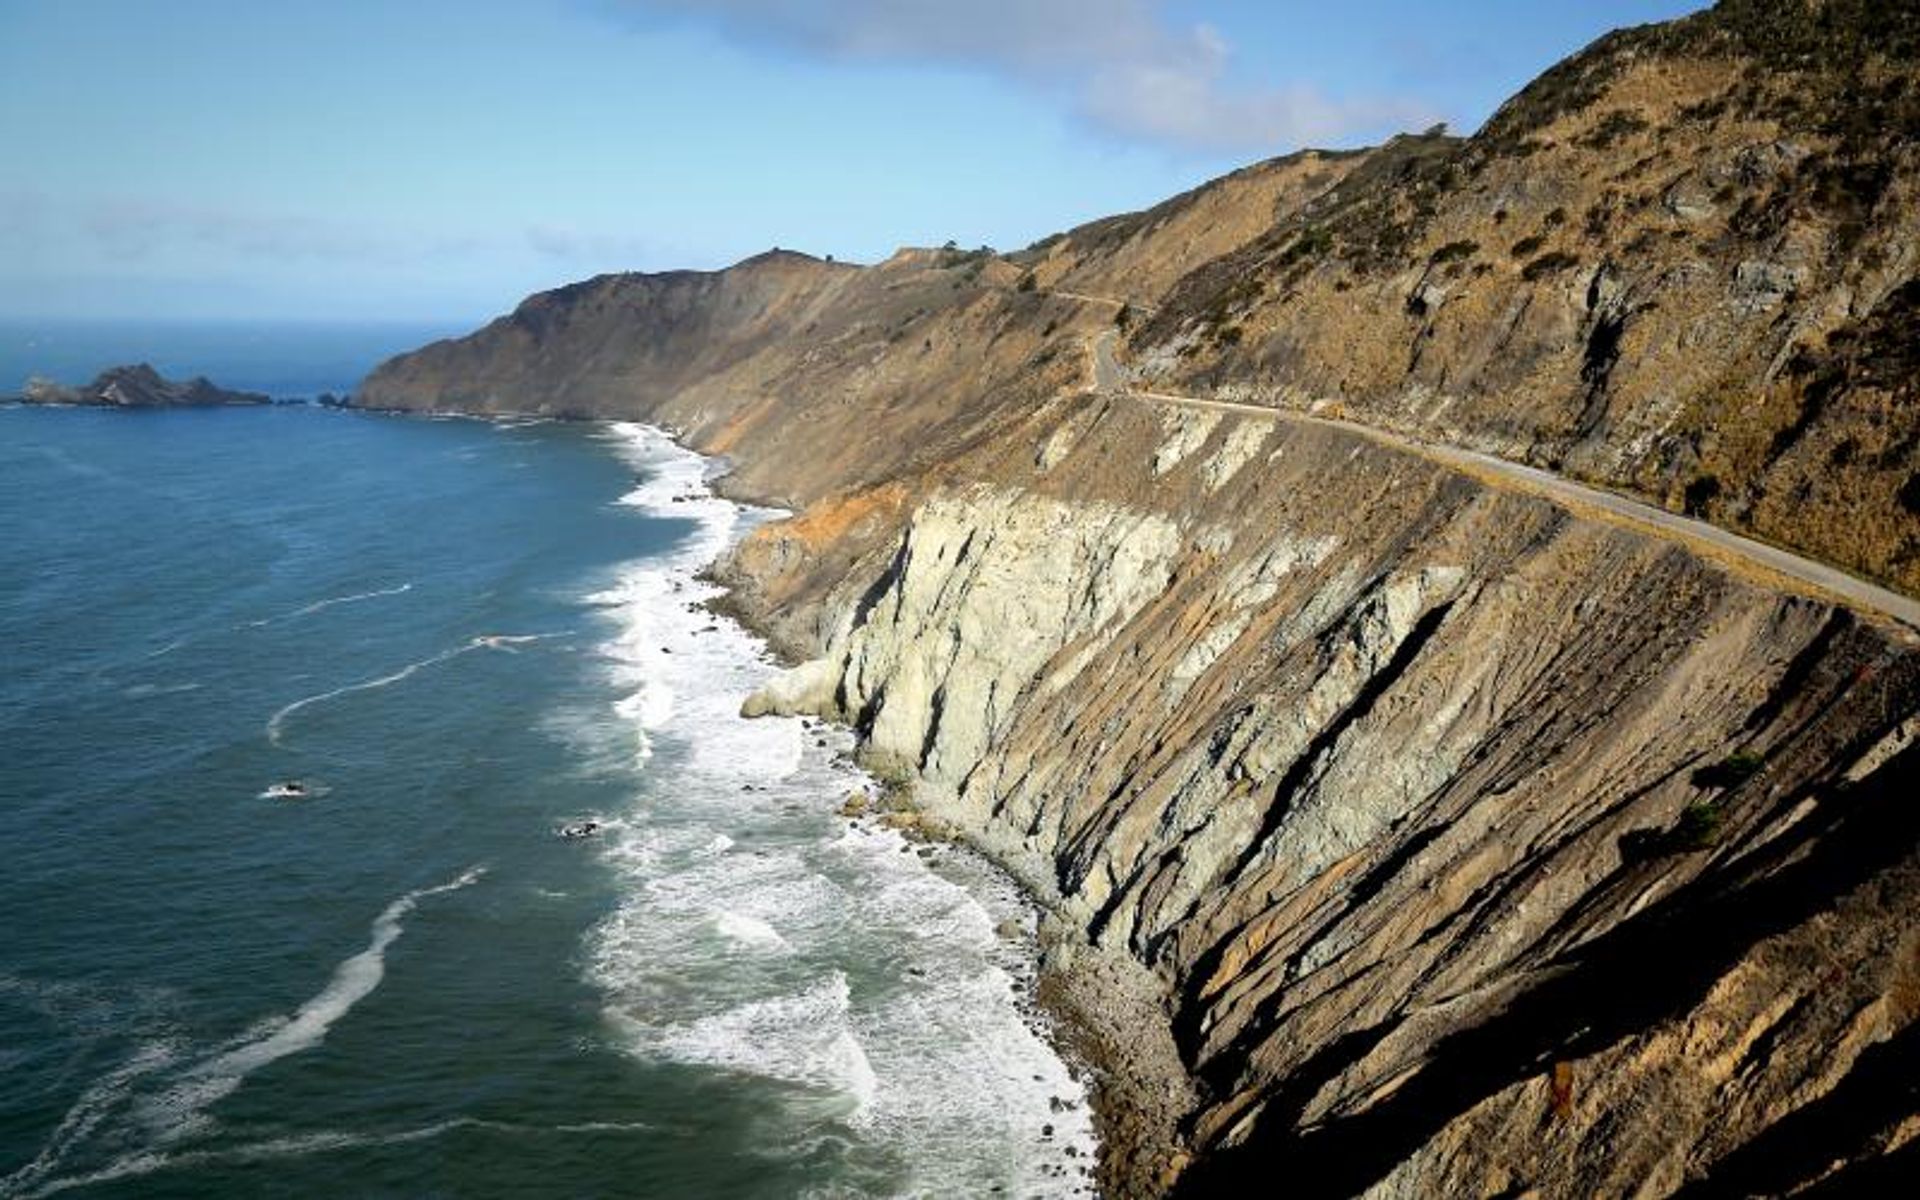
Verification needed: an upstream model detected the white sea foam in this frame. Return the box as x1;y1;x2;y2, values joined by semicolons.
582;421;1099;1194
621;974;876;1116
121;682;201;700
135;865;486;1144
140;637;189;661
0;1042;180;1198
246;582;413;628
266;634;561;744
267;644;475;744
0;866;490;1196
11;1116;650;1200
712;911;792;953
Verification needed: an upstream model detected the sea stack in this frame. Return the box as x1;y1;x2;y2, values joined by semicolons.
20;363;271;408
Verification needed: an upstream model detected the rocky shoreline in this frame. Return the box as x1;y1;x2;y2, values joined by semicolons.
701;471;1188;1198
348;4;1920;1192
18;362;270;408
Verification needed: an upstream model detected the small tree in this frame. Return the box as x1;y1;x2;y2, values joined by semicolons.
1114;303;1133;329
1674;801;1726;850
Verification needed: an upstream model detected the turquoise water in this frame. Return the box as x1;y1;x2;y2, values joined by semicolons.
0;401;1096;1197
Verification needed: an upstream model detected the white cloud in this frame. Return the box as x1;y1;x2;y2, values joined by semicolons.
604;0;1429;154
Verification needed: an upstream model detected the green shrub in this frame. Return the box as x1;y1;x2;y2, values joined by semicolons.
1430;239;1480;264
1580;109;1651;150
1521;250;1581;281
1674;801;1726;850
1693;751;1765;789
1278;226;1334;268
1511;235;1546;258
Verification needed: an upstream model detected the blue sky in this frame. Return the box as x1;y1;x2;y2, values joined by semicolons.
0;1;1704;321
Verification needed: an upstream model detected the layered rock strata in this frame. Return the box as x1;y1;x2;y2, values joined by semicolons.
355;4;1920;1193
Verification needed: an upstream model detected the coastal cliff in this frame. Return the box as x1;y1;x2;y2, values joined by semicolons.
358;2;1920;1194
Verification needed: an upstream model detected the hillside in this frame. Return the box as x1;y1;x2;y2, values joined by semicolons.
357;3;1920;1195
1127;0;1920;595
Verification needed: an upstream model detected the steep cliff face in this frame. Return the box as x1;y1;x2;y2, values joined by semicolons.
360;247;1098;513
738;391;1920;1197
359;250;859;420
356;2;1920;1194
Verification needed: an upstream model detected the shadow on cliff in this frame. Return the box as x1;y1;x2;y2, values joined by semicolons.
1174;738;1920;1199
1669;1019;1920;1199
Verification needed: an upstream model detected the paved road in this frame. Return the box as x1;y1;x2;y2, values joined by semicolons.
1087;332;1920;633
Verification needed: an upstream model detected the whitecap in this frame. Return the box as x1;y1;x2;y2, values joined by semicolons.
121;682;201;700
711;911;791;954
623;974;873;1114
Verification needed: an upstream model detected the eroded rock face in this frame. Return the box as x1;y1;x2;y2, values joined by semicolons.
737;393;1920;1198
758;488;1180;787
355;7;1920;1192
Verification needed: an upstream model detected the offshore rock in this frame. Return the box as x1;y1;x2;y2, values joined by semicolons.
21;363;270;408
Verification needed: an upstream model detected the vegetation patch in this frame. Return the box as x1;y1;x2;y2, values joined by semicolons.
1693;751;1765;790
1683;474;1722;516
1620;797;1732;860
937;242;996;270
1579;108;1652;150
1521;250;1581;281
1672;800;1727;850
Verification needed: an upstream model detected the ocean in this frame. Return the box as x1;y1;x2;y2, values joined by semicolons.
0;329;1096;1197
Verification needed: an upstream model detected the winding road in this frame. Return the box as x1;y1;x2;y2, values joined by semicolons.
1083;330;1920;634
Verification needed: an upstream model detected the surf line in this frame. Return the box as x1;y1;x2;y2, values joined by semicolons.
265;633;567;745
246;583;414;629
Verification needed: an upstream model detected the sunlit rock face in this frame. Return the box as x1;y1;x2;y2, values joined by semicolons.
360;4;1920;1191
